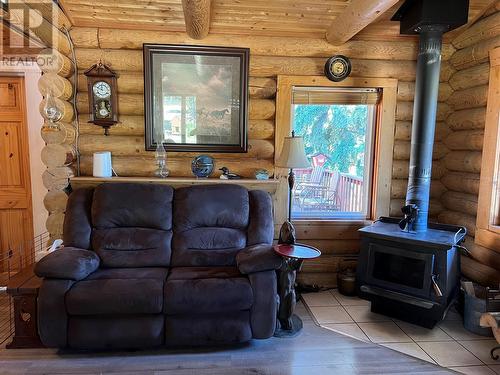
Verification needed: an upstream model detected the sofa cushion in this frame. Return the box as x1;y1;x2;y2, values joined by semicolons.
171;185;250;267
66;278;164;315
164;312;251;346
167;266;241;281
85;267;168;280
172;228;245;267
89;183;174;268
63;188;94;250
92;227;172;268
173;184;249;232
164;273;252;314
92;183;173;230
68;316;164;349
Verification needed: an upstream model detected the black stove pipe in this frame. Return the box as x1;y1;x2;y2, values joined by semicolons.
404;25;446;232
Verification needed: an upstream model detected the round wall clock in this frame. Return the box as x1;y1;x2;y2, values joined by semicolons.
324;55;352;82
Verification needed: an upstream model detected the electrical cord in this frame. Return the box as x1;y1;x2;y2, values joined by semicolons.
61;26;80;177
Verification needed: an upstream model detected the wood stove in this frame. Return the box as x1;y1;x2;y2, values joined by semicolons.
357;0;469;328
357;217;466;328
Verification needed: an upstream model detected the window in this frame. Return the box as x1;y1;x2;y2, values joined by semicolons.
290;87;379;220
275;76;397;224
476;47;500;250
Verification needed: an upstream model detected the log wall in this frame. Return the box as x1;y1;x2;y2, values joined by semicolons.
16;2;78;244
440;8;500;285
67;27;457;287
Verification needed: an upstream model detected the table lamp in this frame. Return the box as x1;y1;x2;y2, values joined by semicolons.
276;131;310;240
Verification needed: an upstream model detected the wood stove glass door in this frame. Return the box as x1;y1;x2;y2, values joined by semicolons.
366;243;434;298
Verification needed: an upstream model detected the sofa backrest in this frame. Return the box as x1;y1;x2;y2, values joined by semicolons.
63;183;273;268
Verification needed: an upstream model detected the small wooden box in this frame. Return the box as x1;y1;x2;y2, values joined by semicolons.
6;265;44;348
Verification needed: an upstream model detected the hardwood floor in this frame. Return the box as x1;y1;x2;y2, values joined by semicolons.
0;304;454;375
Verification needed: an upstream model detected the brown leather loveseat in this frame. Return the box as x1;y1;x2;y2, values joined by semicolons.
35;183;282;349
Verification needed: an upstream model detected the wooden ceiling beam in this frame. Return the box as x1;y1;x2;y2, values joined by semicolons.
181;0;211;39
326;0;401;45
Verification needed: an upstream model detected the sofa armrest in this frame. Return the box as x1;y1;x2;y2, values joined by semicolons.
35;247;100;281
236;244;283;274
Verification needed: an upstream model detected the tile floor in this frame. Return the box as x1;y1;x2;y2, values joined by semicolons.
302;289;500;375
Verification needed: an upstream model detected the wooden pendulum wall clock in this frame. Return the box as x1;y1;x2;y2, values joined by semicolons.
84;62;118;135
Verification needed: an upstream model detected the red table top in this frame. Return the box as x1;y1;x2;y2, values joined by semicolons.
273;243;321;259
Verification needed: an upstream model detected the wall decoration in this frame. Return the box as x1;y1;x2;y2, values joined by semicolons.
324;55;352;82
255;169;270;180
144;44;249;152
84;62;119;135
219;167;241;179
191;155;215;178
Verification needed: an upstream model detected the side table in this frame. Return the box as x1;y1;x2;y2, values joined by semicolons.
273;243;321;337
6;265;44;348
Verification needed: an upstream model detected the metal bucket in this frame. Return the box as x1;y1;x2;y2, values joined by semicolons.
464;286;494;337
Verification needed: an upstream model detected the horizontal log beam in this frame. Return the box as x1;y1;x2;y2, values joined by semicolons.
442;191;478;216
441;172;480;195
37;49;73;77
397;81;452;102
446;107;486;131
449;63;489;91
38;73;73;100
438;210;476;237
77;92;276;119
391;179;446;199
394;121;449;142
79;155;274;179
452;11;500;49
444;130;484;151
447;85;488;110
390;198;443;217
70;27;99;49
77;72;276;99
41;144;76;168
43;190;68;213
78;135;274;159
461;255;500;286
392;160;445;179
396;101;451;121
393;140;448;161
451;35;500;70
86;28;442;61
464;236;500;272
42;166;74;191
41;122;76;145
444;151;482;173
74;48;427;81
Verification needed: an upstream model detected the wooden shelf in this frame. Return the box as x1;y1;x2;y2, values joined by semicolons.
70;176;281;194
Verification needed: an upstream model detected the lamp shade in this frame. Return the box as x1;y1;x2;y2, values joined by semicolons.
276;135;310;169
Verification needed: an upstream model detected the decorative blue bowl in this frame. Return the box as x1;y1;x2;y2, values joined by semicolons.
255;169;269;180
191;155;215;178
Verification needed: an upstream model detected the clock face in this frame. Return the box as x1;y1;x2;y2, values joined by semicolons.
324;55;352;82
93;81;111;99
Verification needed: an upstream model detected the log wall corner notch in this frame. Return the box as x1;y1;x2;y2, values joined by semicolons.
182;0;211;40
326;0;400;45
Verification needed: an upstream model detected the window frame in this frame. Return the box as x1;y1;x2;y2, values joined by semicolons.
274;75;398;226
475;47;500;250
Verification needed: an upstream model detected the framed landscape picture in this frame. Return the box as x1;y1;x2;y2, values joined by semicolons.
144;44;249;152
